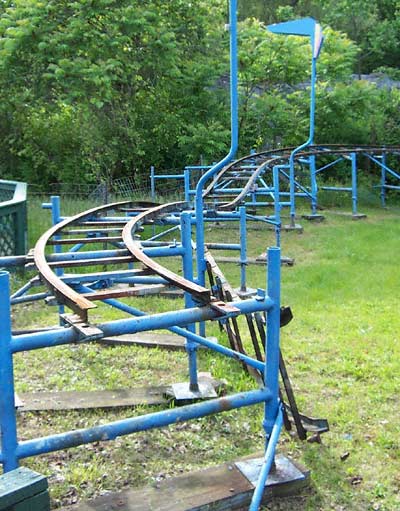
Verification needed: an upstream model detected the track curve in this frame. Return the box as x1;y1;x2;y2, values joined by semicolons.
203;144;400;210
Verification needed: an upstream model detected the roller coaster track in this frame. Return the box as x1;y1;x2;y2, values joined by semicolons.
33;144;400;324
203;144;400;210
33;200;220;324
31;168;332;437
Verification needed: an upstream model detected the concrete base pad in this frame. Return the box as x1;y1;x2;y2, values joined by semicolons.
352;213;367;220
282;224;303;232
301;214;325;222
61;453;310;511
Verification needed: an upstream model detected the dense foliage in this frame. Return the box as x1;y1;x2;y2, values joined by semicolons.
0;0;400;188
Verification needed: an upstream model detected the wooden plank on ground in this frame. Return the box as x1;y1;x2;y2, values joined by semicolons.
18;387;168;412
214;255;294;266
255;253;295;266
17;374;225;412
214;256;265;265
60;454;310;511
99;332;187;350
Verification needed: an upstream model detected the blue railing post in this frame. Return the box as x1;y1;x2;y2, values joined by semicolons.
272;166;282;247
50;195;61;226
181;212;199;391
380;153;386;208
150;166;155;202
239;206;247;293
309;154;318;215
249;246;282;510
249;408;283;510
184;167;190;204
351;152;358;216
0;271;19;472
51;196;65;317
264;247;281;437
49;196;62;276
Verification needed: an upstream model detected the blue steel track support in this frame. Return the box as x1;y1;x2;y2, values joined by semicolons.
249;247;282;510
239;206;247;293
250;407;283;510
380;153;387;207
180;212;199;391
150;166;155;202
184;167;190;203
264;247;281;437
0;271;19;472
351;152;358;216
272;166;282;247
309;154;318;215
16;388;272;460
0;273;275;459
1;238;284;510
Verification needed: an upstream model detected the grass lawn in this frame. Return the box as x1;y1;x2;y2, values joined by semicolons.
8;198;400;510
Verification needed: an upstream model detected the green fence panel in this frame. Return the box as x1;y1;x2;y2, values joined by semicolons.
0;180;27;256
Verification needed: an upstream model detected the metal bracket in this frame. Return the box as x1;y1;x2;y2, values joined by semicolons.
170;381;217;403
60;314;104;342
210;300;240;319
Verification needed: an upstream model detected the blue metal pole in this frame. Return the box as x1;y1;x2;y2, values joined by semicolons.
195;0;238;287
44;246;185;263
148;225;180;242
17;388;272;460
239;206;247;292
264;247;281;438
381;153;386;208
247;246;282;510
12;296;273;357
84;292;266;374
11;292;50;305
0;271;19;472
150;166;155;202
181;212;199;391
249;407;283;510
50;196;65;318
288;55;317;226
10;280;33;299
351;152;358;215
272;166;281;247
309;57;317;147
184;167;190;204
309;154;318;215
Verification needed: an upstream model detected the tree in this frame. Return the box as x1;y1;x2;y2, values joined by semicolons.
0;0;229;187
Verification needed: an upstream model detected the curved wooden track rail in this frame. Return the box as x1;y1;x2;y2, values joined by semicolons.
34;201;131;319
34;200;214;322
122;202;212;304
